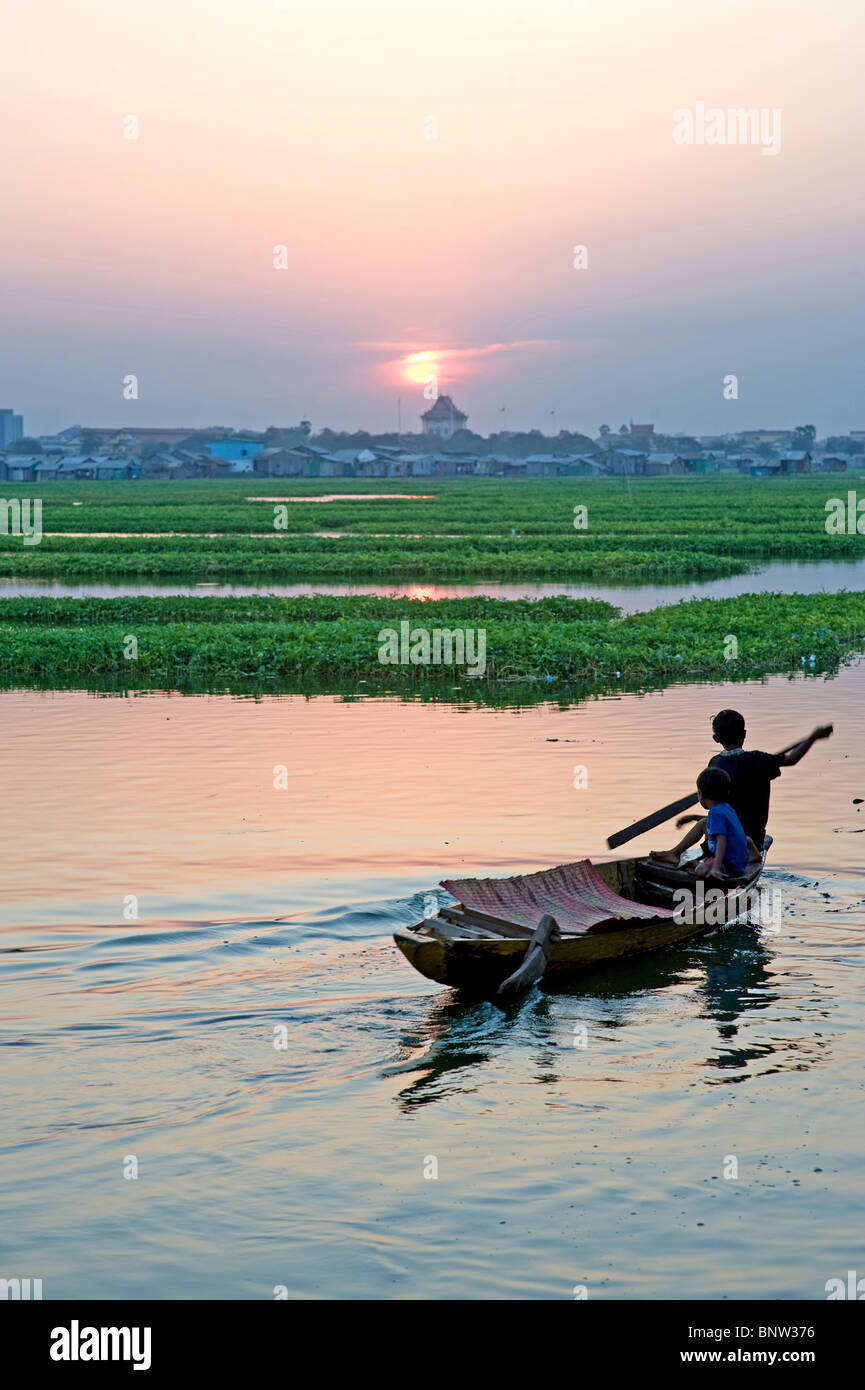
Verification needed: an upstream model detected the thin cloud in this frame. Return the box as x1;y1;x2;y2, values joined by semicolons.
357;339;557;359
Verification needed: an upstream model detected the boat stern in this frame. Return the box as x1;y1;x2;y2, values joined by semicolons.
393;926;449;986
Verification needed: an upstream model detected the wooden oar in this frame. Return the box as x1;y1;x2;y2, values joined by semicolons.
606;793;700;850
496;913;560;1000
605;737;806;850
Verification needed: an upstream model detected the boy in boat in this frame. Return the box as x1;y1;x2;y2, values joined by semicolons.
685;766;750;879
707;710;832;850
652;710;834;866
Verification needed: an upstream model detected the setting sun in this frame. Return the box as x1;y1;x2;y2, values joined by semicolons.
403;351;440;385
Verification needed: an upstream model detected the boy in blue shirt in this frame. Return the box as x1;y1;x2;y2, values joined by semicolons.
652;766;750;877
692;766;750;878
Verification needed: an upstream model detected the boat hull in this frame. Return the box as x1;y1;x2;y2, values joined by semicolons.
394;848;770;995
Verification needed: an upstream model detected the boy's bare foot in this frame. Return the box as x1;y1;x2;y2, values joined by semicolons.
649;850;680;864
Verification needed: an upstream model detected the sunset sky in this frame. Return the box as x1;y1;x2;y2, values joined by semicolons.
1;0;863;436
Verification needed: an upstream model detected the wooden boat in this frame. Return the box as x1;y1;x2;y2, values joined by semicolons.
394;840;772;997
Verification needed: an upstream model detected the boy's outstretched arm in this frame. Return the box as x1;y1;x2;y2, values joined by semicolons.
779;724;834;767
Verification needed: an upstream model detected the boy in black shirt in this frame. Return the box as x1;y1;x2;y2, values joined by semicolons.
651;709;833;865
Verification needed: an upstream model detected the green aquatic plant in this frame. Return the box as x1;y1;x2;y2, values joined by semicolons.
1;590;863;696
1;475;862;582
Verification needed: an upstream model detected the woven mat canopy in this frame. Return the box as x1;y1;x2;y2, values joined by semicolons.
441;859;673;934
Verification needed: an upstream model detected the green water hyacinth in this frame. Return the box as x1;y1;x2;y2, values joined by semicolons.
1;475;862;582
1;591;863;698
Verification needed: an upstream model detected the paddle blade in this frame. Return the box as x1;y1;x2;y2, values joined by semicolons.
607;792;699;850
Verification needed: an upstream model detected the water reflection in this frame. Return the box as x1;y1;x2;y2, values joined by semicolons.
390;913;833;1107
4;554;865;611
696;920;833;1081
385;993;502;1107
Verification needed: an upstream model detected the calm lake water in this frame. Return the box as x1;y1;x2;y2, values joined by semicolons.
3;555;865;612
2;666;863;1298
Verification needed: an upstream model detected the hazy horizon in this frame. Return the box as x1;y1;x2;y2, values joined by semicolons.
2;0;863;437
